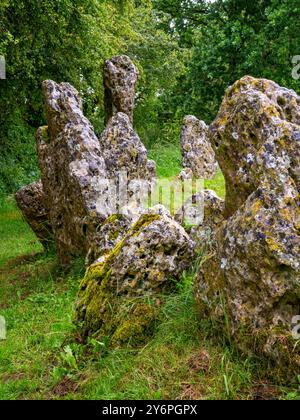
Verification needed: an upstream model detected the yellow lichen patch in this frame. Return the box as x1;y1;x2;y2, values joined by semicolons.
74;213;163;341
265;236;285;253
279;207;292;222
40;125;49;143
252;199;262;216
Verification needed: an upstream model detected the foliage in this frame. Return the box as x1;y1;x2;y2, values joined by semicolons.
155;0;300;122
0;0;181;193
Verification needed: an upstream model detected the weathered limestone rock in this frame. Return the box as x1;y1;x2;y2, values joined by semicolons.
37;80;110;265
15;180;54;249
103;55;139;124
178;167;193;181
181;115;218;179
209;76;300;218
86;205;172;267
187;190;224;243
99;112;156;208
199;190;225;234
85;205;171;267
195;76;300;373
75;212;195;344
85;214;131;266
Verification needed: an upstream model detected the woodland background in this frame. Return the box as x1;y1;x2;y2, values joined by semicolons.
0;0;299;193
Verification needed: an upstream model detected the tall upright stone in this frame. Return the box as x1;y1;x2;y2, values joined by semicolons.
195;76;300;374
180;115;218;179
37;80;110;265
103;55;139;124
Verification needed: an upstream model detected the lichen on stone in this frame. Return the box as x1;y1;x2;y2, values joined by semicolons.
195;76;300;375
75;211;195;343
103;55;139;124
180;115;218;180
15;180;54;250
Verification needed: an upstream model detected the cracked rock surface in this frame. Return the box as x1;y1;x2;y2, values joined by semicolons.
180;115;218;179
195;76;300;373
37;80;109;265
103;55;139;124
15;180;54;250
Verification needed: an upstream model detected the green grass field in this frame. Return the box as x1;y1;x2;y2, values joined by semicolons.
0;145;299;400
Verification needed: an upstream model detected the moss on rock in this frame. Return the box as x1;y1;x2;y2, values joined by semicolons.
195;76;300;377
75;212;194;344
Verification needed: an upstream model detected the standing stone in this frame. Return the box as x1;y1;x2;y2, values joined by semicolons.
85;213;131;266
103;55;139;124
209;76;300;218
15;180;54;249
195;76;300;374
180;115;218;179
86;111;157;266
37;80;110;265
99;112;156;213
75;211;195;344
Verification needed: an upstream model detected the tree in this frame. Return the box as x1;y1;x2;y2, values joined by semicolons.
0;0;181;192
154;0;300;122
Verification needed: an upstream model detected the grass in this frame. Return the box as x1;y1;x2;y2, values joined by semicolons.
148;142;182;179
148;141;226;201
0;144;299;400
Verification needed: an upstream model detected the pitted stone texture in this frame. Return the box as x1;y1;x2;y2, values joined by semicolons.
209;75;300;218
196;76;300;373
86;206;172;267
85;214;131;266
175;192;204;227
181;116;218;179
99;112;156;204
37;80;110;265
75;212;195;341
200;190;224;232
15;180;54;249
175;189;224;245
104;55;139;124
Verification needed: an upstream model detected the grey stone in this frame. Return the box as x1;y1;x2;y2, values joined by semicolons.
103;55;139;124
181;115;218;179
15;180;54;250
196;76;300;373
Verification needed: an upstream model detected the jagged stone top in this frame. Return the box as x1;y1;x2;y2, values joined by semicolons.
42;80;90;139
180;115;218;179
209;75;300;217
103;55;139;124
